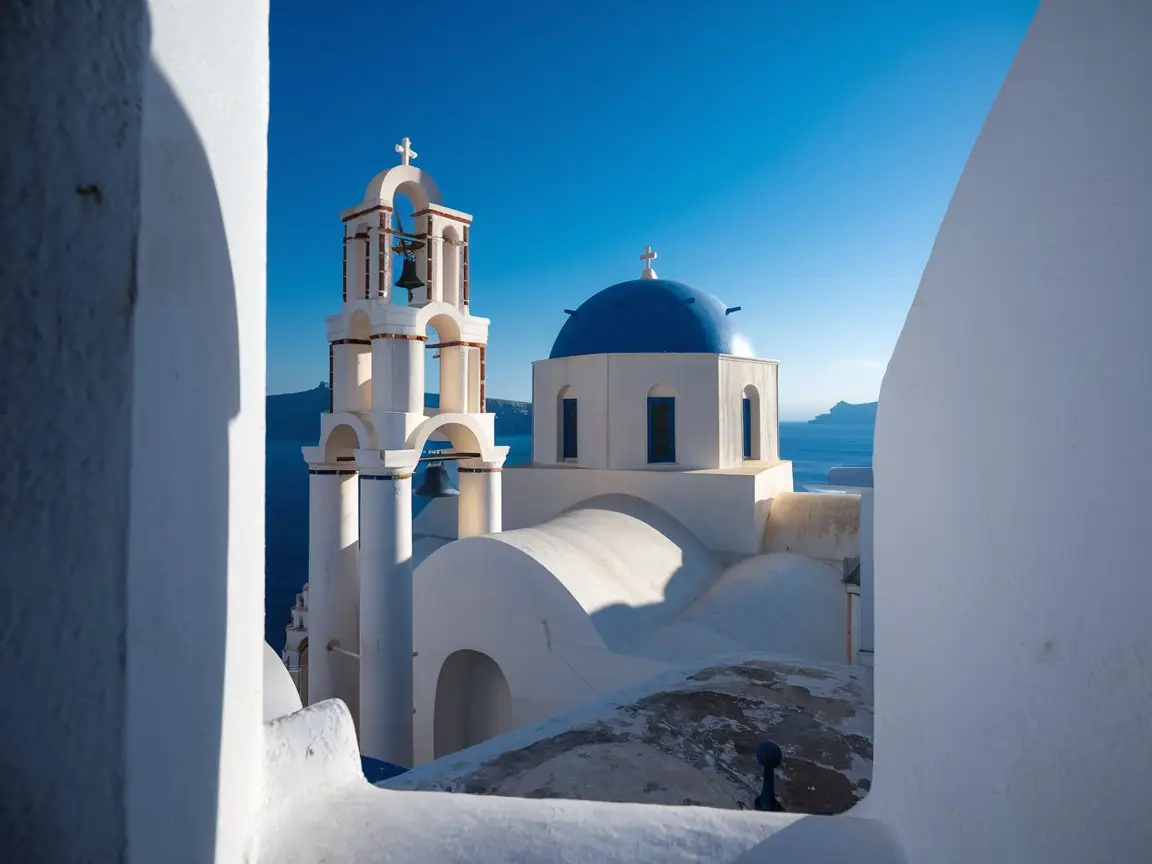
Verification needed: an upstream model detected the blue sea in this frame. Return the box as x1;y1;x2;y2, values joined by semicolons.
264;422;873;651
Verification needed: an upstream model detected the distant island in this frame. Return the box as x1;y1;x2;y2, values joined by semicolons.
266;384;532;442
808;401;878;425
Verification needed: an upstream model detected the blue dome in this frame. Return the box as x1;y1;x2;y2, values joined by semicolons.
548;279;753;359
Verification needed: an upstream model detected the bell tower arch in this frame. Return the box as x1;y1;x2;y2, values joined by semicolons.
302;138;508;768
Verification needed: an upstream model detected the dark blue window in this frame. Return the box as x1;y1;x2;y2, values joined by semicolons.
742;397;752;459
647;396;676;463
562;398;578;459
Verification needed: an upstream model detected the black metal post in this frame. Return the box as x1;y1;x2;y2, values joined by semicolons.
753;740;785;812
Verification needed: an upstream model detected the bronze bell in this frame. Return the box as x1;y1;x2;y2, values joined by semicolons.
415;463;459;498
395;258;426;294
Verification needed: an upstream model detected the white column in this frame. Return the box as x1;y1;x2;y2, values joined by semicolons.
367;226;380;299
307;467;358;704
440;345;468;413
339;343;371;412
457;465;502;539
405;337;425;414
358;469;414;765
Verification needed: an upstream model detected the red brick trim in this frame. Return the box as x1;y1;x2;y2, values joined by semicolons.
342;203;392;223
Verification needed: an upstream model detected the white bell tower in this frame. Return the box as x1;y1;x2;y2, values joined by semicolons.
300;138;508;767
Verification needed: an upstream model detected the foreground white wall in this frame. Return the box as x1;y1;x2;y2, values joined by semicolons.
869;1;1152;861
0;2;148;857
0;1;269;861
129;3;269;860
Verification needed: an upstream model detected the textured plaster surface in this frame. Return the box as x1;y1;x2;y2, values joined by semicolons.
0;1;147;859
392;656;872;815
868;1;1152;862
260;699;901;864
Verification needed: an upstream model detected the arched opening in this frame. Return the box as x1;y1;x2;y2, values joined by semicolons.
433;649;512;758
442;224;462;307
390;188;426;307
557;384;578;462
323;423;361;463
742;383;761;460
646;383;677;464
425;311;467;414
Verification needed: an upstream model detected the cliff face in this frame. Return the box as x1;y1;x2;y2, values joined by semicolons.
266;384;532;442
808;401;878;425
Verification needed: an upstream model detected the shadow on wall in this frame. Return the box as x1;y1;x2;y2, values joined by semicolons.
128;57;240;863
564;495;723;655
0;2;240;855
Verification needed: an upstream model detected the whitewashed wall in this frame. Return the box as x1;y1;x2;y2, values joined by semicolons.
533;354;612;466
502;462;794;556
130;1;269;861
533;353;779;470
762;492;861;565
0;2;148;857
867;2;1152;862
0;1;269;861
717;356;779;467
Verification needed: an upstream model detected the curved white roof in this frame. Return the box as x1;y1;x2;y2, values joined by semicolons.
483;494;723;652
647;552;847;665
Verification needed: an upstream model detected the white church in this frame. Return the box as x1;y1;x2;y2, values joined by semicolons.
281;141;870;769
9;1;1152;862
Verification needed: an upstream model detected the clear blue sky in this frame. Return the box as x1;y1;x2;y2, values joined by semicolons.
269;0;1038;420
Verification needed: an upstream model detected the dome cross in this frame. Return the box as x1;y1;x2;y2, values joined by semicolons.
640;245;658;280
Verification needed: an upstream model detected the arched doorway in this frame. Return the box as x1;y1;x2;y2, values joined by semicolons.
433;649;512;758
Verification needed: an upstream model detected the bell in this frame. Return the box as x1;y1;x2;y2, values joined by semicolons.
395;258;425;293
415;463;459;498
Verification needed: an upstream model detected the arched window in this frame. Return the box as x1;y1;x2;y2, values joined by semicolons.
647;384;677;464
742;384;761;460
557;385;577;461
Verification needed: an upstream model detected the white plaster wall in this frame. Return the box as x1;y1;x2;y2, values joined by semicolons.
503;461;794;556
717;356;780;468
0;3;146;857
129;2;269;860
867;2;1152;861
762;492;861;565
608;354;720;469
533;354;610;466
533;354;732;470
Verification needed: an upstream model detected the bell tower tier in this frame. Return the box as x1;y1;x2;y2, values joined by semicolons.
301;138;508;765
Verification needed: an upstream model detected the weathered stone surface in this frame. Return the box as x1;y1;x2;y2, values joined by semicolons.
387;656;873;814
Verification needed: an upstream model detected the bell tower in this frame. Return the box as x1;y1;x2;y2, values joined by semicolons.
300;138;509;768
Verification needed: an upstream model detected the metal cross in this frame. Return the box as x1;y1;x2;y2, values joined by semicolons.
395;137;418;167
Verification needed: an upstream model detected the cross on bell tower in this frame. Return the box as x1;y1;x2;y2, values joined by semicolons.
395;136;418;167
